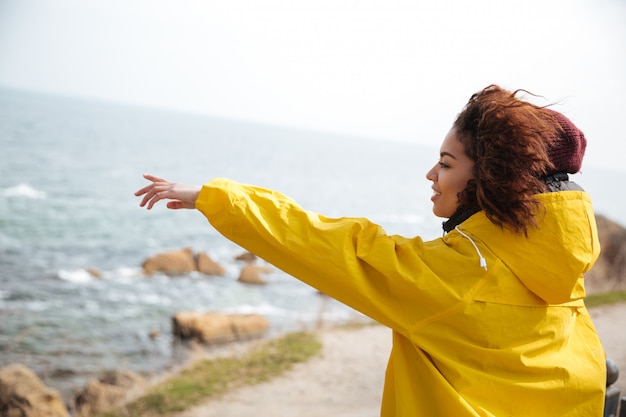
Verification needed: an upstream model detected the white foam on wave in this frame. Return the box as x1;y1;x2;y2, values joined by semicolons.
57;269;94;283
113;267;144;279
224;302;289;316
1;183;48;199
56;267;146;284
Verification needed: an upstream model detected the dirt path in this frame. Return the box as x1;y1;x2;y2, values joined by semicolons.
174;303;626;417
174;325;391;417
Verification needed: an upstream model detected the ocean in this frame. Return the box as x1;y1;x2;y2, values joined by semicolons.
0;87;624;402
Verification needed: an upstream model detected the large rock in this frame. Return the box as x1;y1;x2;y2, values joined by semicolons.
230;314;271;339
172;311;269;344
142;248;225;276
142;247;196;275
74;370;146;417
0;363;70;417
173;311;232;343
586;215;626;293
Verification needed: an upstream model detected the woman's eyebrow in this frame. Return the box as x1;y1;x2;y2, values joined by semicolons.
440;151;457;160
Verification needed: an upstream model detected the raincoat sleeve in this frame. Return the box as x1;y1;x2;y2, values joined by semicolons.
194;178;439;332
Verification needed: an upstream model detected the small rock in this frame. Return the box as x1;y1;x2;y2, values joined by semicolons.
74;370;146;417
237;263;272;285
196;252;226;276
86;268;102;279
235;251;257;263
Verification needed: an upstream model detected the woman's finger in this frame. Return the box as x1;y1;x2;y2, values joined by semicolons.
134;184;153;197
142;173;168;183
145;188;173;210
166;200;188;210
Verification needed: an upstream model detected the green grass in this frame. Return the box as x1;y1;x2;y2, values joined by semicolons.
97;332;322;417
585;290;626;308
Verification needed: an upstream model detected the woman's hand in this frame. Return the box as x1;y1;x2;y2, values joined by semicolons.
135;173;202;210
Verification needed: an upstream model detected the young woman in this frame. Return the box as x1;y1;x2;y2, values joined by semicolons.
135;85;605;416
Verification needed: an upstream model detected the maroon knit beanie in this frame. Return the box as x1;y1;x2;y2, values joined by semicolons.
546;109;587;174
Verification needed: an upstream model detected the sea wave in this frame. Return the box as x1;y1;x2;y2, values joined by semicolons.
223;302;290;316
56;268;95;283
1;183;48;199
56;267;145;283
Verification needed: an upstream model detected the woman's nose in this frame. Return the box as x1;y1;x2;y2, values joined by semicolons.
426;165;437;182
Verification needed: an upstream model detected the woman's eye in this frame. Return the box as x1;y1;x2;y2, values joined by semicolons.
438;161;450;168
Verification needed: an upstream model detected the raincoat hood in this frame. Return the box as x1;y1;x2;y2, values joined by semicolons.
459;190;600;304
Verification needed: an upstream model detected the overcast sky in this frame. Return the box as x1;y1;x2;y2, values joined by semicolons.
1;0;625;171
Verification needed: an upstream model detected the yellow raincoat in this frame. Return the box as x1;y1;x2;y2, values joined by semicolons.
195;178;606;416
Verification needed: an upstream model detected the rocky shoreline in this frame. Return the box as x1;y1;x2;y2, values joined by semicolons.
0;249;281;417
0;308;276;417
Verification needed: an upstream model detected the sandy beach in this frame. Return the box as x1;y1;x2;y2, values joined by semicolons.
173;303;626;417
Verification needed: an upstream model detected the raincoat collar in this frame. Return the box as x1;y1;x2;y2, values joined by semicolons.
442;206;480;234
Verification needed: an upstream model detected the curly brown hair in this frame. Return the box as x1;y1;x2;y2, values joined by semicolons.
453;85;560;235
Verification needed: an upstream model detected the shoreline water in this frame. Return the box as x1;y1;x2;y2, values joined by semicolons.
7;282;369;405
